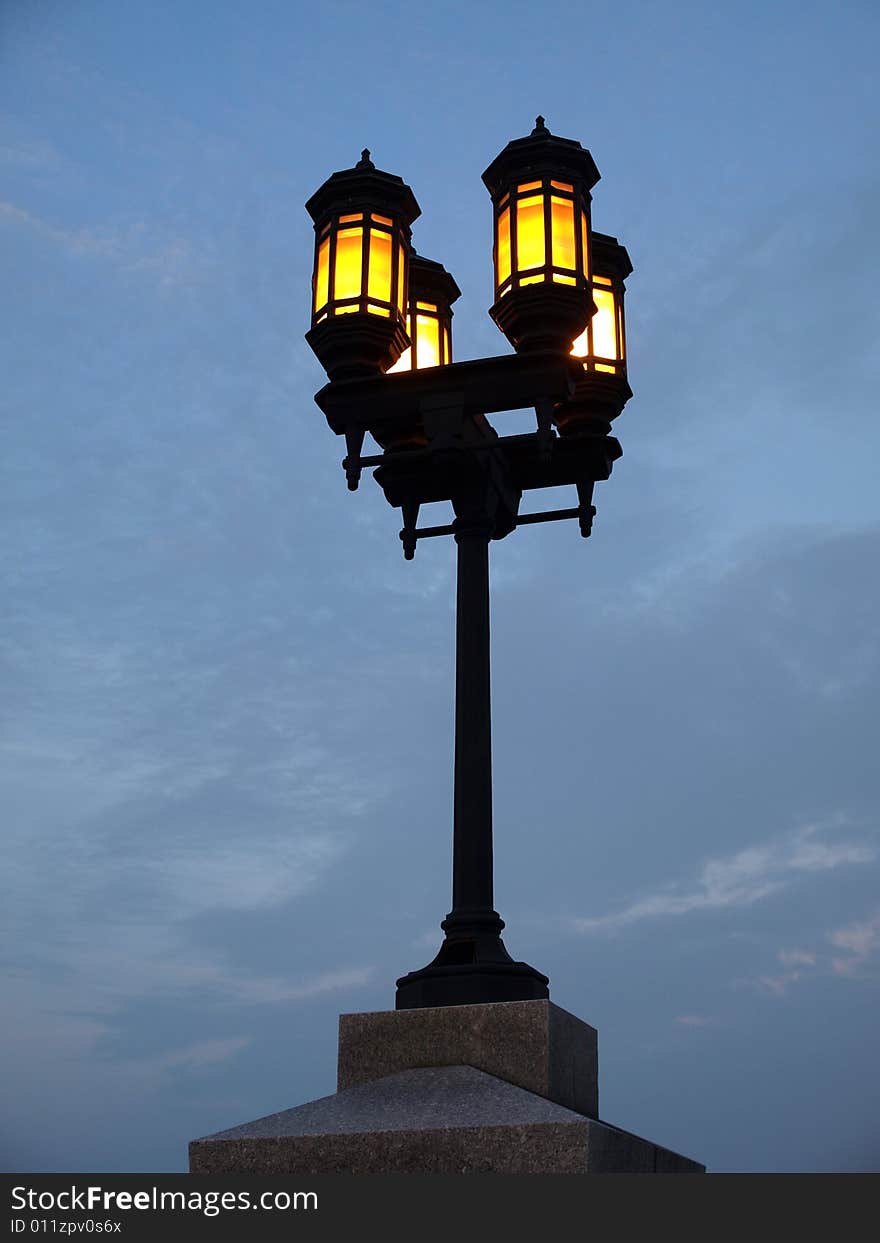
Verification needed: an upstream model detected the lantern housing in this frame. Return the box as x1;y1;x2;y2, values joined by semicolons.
387;252;461;374
368;253;462;454
482;117;599;354
571;231;630;376
557;231;633;436
305;150;420;380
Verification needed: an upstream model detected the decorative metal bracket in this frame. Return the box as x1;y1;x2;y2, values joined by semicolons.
399;499;597;553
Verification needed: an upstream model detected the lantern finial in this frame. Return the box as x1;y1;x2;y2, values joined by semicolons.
357;148;375;169
532;115;549;136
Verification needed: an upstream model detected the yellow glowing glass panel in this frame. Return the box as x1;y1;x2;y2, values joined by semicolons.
570;327;588;358
550;196;575;270
416;302;437;311
518;180;541;191
596;363;616;373
520;273;544;285
371;213;392;225
552;274;576;285
593;274;612;286
444;326;451;363
386;345;412;373
551;180;573;191
593;288;618;358
415;313;441;368
397;244;405;313
367;303;390;317
334;227;363;301
339;213;362;223
497;206;511;285
335;304;359;315
367;229;392;303
314;236;330;312
618;306;626;358
516;195;545;271
580;213;589;278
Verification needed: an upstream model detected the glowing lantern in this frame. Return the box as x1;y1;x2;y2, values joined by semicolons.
305;149;419;379
367;253;462;454
387;252;461;373
482;117;599;354
556;231;633;436
571;231;631;376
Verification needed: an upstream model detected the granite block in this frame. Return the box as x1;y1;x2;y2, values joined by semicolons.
189;1065;705;1174
337;999;598;1118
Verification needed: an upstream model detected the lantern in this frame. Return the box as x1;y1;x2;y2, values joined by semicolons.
365;253;462;454
305;149;420;380
557;231;633;436
482;117;599;354
387;252;461;373
571;231;631;376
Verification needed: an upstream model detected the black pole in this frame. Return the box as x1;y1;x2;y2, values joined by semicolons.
450;517;495;914
395;496;549;1009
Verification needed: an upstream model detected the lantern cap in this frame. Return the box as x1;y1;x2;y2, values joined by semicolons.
482;117;600;196
410;249;462;306
306;151;421;227
592;231;633;280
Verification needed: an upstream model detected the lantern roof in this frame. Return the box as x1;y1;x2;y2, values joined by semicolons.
306;149;421;226
481;117;601;196
592;231;633;280
410;251;462;306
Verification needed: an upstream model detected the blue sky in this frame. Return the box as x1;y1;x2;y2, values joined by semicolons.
2;0;878;1173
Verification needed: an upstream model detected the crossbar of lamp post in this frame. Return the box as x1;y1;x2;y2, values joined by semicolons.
401;506;591;543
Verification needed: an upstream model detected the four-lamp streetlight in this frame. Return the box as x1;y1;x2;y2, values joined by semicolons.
306;118;632;1010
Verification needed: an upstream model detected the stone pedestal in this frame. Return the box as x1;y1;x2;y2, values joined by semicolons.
338;1000;598;1118
189;1000;704;1174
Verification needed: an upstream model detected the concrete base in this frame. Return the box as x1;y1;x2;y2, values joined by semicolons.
189;1001;704;1174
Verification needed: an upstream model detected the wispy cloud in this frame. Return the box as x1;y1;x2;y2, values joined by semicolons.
1;959;373;1092
750;947;821;995
0;199;204;287
0;132;67;174
119;1036;252;1086
743;915;880;995
754;969;809;997
571;819;875;932
828;913;880;977
675;1014;718;1027
777;949;816;968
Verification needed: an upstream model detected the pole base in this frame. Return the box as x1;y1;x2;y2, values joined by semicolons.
395;960;550;1009
396;911;549;1009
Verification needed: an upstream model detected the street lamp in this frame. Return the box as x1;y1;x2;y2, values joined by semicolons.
305;148;419;380
557;230;633;443
306;119;633;1009
483;114;599;354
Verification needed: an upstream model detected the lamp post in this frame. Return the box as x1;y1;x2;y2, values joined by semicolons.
306;119;632;1009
